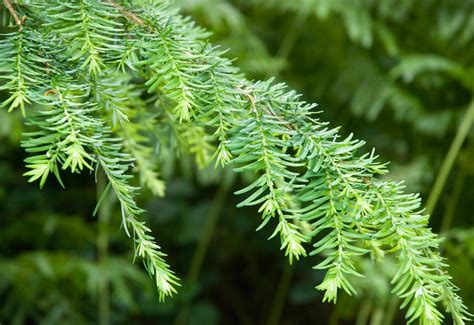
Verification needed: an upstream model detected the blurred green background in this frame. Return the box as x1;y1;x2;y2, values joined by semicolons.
1;0;473;324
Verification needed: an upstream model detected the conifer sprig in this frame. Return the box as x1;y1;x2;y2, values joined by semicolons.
96;138;179;302
0;0;470;323
229;83;308;264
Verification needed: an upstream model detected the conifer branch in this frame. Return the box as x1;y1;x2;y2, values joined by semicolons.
3;0;24;31
0;1;470;322
103;0;145;26
97;148;179;302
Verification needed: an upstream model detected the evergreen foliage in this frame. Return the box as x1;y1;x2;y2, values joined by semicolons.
0;0;471;323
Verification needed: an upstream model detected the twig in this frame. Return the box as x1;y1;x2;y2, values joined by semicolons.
3;0;24;32
97;171;112;325
104;0;145;26
439;168;465;236
174;174;233;325
265;264;294;325
426;99;474;215
238;86;257;113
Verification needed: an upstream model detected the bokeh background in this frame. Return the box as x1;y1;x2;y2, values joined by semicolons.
1;0;473;324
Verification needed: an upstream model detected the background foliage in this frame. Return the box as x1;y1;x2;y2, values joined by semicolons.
0;0;473;324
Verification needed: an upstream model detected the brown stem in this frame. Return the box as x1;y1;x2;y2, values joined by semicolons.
3;0;24;31
104;0;145;26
